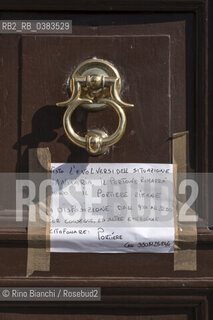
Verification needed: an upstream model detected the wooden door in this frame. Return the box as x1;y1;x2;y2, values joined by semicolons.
0;1;212;319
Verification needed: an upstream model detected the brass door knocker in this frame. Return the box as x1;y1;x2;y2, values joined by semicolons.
56;58;134;155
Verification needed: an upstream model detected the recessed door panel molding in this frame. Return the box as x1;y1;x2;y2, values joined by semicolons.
0;18;188;171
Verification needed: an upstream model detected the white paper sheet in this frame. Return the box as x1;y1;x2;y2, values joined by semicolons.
50;163;174;253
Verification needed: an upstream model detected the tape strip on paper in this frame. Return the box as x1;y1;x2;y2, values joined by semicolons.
26;148;51;277
172;131;197;271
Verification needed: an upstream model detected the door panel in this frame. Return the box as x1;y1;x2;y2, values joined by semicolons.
0;16;188;279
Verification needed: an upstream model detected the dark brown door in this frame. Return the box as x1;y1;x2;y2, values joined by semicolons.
0;1;211;319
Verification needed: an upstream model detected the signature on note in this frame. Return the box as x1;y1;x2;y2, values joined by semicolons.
97;228;123;241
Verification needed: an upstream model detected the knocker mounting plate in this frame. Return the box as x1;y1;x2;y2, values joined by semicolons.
70;59;121;110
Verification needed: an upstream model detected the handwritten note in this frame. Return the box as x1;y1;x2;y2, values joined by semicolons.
50;163;174;253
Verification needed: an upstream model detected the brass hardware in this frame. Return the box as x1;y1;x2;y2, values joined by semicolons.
56;58;134;155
